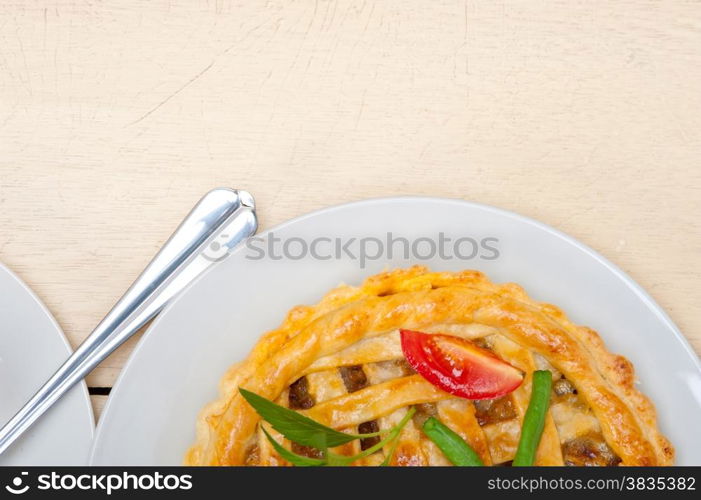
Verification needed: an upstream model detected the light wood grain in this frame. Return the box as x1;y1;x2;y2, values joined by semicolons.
91;395;108;421
1;1;699;411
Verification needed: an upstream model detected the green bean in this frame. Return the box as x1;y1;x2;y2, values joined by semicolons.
513;370;553;466
422;417;484;466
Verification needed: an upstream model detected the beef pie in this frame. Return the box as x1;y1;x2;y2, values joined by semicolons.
184;267;673;466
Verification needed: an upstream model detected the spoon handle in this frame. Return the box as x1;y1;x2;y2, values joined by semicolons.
0;188;257;454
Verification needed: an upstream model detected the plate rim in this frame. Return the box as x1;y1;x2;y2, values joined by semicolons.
89;195;700;463
0;261;95;463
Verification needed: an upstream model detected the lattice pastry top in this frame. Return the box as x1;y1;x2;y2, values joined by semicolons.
184;267;673;466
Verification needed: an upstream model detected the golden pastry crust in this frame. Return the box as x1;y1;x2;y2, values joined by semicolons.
185;266;673;466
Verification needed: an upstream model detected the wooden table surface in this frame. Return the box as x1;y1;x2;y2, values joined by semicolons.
1;1;699;421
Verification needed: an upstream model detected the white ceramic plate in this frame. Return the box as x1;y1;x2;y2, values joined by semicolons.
0;263;94;465
90;197;701;465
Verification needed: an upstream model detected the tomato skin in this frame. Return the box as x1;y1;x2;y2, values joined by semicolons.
400;329;523;400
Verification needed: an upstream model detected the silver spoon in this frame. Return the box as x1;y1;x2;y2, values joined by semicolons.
0;187;257;454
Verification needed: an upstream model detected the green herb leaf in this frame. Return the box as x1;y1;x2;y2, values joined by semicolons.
380;436;402;466
379;407;416;466
325;452;353;466
243;388;416;467
330;407;417;466
240;387;359;449
260;426;326;467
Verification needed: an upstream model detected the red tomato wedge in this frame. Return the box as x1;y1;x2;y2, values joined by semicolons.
400;329;523;399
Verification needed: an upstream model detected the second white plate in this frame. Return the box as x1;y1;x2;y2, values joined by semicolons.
0;263;94;465
90;197;701;465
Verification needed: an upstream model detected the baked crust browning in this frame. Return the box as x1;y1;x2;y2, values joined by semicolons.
184;267;673;466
